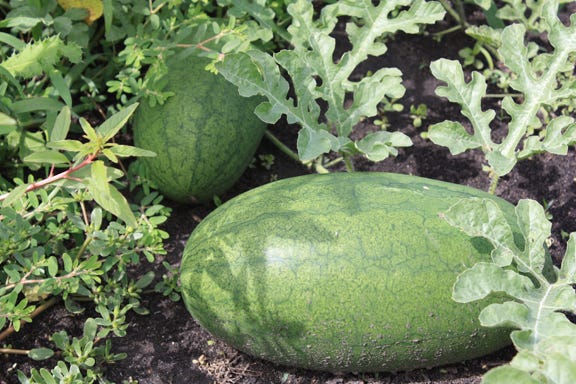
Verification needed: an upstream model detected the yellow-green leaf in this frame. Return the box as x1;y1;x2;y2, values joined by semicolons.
58;0;104;25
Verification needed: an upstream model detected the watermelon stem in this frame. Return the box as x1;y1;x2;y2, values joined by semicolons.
488;171;499;195
263;130;303;164
343;154;355;172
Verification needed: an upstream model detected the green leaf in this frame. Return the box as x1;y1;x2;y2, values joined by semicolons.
452;262;534;303
48;139;84;152
355;131;412;161
559;233;576;282
97;103;139;141
446;196;576;383
0;35;82;79
479;301;531;329
218;0;444;162
514;199;551;275
90;207;102;231
23;150;69;165
28;348;55;361
62;253;73;273
0;31;26;50
101;148;118;163
107;144;156;158
519;116;576;158
87;161;137;228
48;69;72;107
83;317;97;341
51;106;72;142
47;256;59;277
430;59;496;152
79;118;98;142
11;97;65;114
0;113;18;135
0;16;43;31
542;352;576;384
430;6;576;177
2;184;29;208
465;25;502;48
482;365;541;384
296;128;337;162
428;120;482;155
443;198;518;266
134;271;155;290
467;0;492;10
218;50;313;126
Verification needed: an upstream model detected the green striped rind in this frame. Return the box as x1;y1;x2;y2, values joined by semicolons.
180;172;516;372
132;55;266;203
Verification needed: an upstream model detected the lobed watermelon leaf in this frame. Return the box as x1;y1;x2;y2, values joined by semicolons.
428;1;576;179
217;0;445;163
443;198;576;384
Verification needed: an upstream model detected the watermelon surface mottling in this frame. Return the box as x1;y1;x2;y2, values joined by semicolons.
132;55;266;203
180;172;516;372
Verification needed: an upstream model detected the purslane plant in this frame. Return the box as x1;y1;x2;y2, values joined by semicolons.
0;104;171;380
428;1;576;192
216;0;446;170
443;197;576;384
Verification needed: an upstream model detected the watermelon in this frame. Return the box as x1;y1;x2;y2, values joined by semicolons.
180;172;516;372
132;55;266;204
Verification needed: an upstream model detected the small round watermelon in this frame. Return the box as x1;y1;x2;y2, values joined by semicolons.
132;55;266;204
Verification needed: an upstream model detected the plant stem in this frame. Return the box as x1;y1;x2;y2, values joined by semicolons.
454;0;469;28
438;0;466;27
0;348;30;355
263;130;302;164
488;172;499;195
322;157;344;169
343;154;355;172
478;45;494;71
0;153;97;202
432;25;462;38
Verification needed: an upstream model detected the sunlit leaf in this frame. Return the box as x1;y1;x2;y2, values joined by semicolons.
428;120;481;155
482;365;540;384
96;103;139;141
28;348;55;361
445;196;576;383
48;139;84;152
559;233;576;282
87;161;137;228
23;150;69;165
218;0;445;162
429;6;576;176
11;97;64;114
50;106;72;142
452;262;533;303
57;0;104;25
0;36;82;79
514;199;551;275
108;145;156;158
48;70;72;107
2;184;29;208
443;198;518;266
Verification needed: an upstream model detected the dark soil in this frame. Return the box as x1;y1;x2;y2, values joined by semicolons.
2;17;576;384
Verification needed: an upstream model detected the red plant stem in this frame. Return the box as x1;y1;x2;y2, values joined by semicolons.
0;153;98;202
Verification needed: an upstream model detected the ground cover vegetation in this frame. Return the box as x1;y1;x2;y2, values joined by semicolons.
0;0;575;383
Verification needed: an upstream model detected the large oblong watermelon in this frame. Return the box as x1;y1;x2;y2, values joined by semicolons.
132;55;266;204
180;172;516;372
